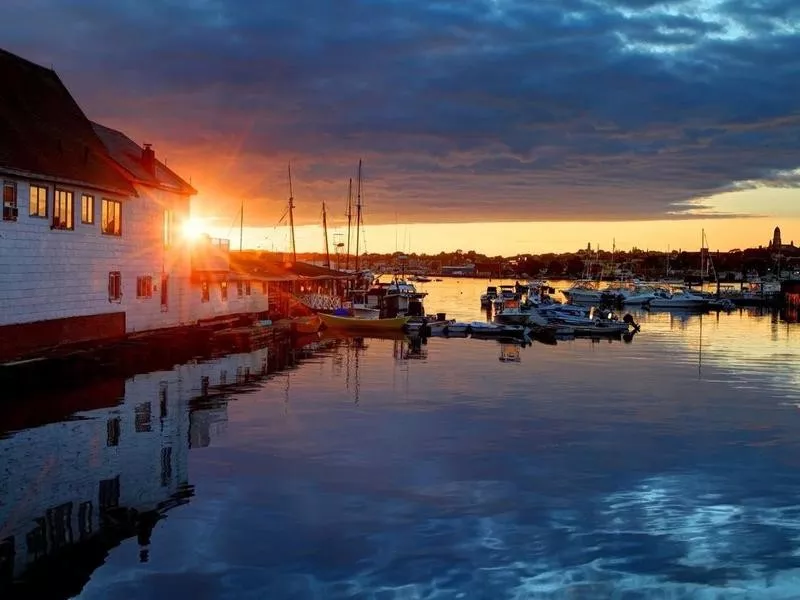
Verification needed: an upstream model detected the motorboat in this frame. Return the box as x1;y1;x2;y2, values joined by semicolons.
570;320;631;336
645;289;708;309
620;285;659;305
493;300;549;326
319;313;410;331
480;286;498;308
491;285;519;310
561;281;604;303
538;303;638;335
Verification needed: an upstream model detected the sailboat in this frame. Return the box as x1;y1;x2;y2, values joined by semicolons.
321;160;412;330
346;160;381;319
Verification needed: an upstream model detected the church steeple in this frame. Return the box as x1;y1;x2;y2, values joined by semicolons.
772;226;782;248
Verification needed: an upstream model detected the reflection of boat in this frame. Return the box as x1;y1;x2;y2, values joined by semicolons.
319;313;410;331
319;328;411;342
499;343;522;362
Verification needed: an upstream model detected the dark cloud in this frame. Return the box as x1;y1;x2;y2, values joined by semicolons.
1;0;799;226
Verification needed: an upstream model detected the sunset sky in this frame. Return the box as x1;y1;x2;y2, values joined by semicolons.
3;0;799;255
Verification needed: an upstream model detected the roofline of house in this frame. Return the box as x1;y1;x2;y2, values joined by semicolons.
0;165;138;197
102;155;198;197
91;121;198;196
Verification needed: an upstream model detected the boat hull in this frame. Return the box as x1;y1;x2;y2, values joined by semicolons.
319;313;410;331
293;316;322;334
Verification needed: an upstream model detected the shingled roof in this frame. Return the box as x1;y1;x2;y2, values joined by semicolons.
92;122;197;195
229;252;299;281
0;48;135;195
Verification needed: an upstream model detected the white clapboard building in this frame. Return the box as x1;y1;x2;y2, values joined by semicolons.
0;48;270;361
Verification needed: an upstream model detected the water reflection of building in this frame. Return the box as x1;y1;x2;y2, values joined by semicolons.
187;347;270;448
0;344;272;596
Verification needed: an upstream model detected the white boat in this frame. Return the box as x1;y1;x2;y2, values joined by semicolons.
538;303;634;334
537;303;591;321
491;285;518;310
493;302;549;327
561;281;604;303
469;321;528;338
620;285;658;305
646;289;708;309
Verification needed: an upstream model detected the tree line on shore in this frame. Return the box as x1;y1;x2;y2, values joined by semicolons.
291;245;799;279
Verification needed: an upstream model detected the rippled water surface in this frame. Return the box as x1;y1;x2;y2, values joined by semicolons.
3;278;800;599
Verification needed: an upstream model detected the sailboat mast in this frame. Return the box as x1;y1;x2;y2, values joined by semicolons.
239;200;244;251
354;160;363;272
345;178;352;270
701;228;706;280
322;201;331;268
288;163;297;263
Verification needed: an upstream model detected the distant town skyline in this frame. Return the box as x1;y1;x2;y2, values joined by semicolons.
207;217;799;257
2;1;799;253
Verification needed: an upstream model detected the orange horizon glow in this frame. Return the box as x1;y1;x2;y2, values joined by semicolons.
199;216;800;257
178;174;800;256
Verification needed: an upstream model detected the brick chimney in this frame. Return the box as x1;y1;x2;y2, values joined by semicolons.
142;143;156;176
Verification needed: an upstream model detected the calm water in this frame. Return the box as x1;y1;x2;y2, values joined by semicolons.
3;278;800;599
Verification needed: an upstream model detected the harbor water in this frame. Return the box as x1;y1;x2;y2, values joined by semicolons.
3;278;800;599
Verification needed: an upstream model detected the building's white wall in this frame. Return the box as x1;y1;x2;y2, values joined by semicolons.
0;176;276;338
0;345;268;579
122;183;192;333
183;277;271;322
0;177;193;332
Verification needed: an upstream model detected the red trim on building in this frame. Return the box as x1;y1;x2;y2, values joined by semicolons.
0;312;126;362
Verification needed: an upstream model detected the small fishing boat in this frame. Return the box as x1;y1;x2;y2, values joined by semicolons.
319;313;410;331
292;315;322;334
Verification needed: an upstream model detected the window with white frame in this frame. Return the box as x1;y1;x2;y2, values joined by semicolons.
81;194;94;224
29;184;47;218
53;189;74;230
136;276;153;298
2;181;17;221
108;271;122;302
101;198;121;236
